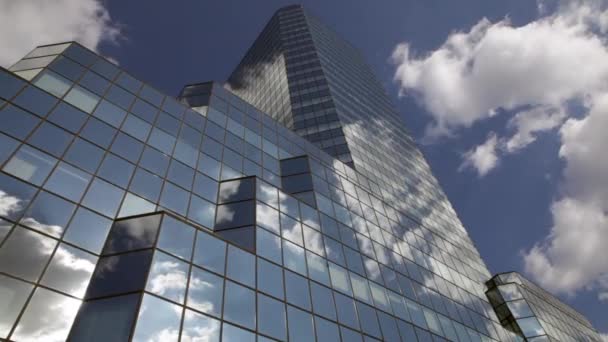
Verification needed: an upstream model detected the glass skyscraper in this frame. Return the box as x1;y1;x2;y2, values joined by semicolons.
0;5;601;342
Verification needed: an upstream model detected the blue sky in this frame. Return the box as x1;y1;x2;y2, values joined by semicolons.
1;0;606;335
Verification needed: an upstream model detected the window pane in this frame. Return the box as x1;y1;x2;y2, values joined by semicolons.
357;302;382;338
315;316;340;342
129;168;162;202
103;214;161;254
215;200;255;230
140;146;169;177
329;263;352;296
287;305;315;342
310;282;336;320
257;228;282;264
285;270;311;310
132;294;182;342
258;294;286;340
223;281;255;329
159;182;189;216
118;192;155;218
41;243;96;298
218;177;255;203
11;287;80;342
64;85;100;113
334;291;359;329
187;267;223;317
82;178;125;217
193;232;226;274
121;114;151;141
0;173;37;221
283;240;306;275
225;245;255;287
97;153;135;188
33;70;71;97
86;250;153;299
28;121;73;157
47;103;87;133
80;117;116;148
20;190;75;237
79;70;110;95
222;323;255;342
13;85;58;117
257;258;284;299
182;309;220;342
158;216;195;260
307;251;330;286
44;162;91;202
0;105;40;139
0;226;57;281
188;195;216;228
3;144;57;185
64;138;104;173
167;160;194;189
69;293;139;342
192;172;218;202
146;251;189;303
0;275;33;338
63;207;112;254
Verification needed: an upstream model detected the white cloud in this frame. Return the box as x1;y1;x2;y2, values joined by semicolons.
392;0;608;303
505;105;566;152
391;1;608;138
459;133;499;177
0;0;120;67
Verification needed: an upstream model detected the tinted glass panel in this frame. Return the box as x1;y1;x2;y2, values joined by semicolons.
103;214;161;254
193;232;226;274
258;294;286;340
0;226;57;281
86;249;153;299
132;294;181;342
187;266;223;317
0;275;33;338
157;215;195;260
223;281;255;329
146;251;189;303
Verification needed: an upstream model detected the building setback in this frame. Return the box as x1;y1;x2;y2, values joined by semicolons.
0;5;602;342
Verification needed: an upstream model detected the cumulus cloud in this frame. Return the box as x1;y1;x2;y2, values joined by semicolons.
459;133;499;176
0;0;120;67
392;0;608;300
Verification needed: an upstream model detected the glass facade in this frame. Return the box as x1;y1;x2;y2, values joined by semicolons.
0;7;601;341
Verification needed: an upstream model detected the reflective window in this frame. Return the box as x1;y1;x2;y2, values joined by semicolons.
0;69;26;100
518;317;545;337
93;99;126;127
0;173;37;221
188;195;216;228
146;251;189;303
121;114;152;141
281;213;303;246
13;85;58;117
223;281;255;329
285;270;311;310
79;70;110;95
215;200;255;230
193;172;218;202
129;168;162;202
226;245;255;287
116;72;142;94
350;272;372;304
140;146;169;177
33;70;71;97
111;132;143;163
279;193;300;219
222;323;255;342
187;266;223;317
288;305;315;342
283;239;307;275
378;312;401;342
0;134;18;166
49;55;85;80
118;192;155;218
86;250;153;299
103;214;161;254
257;228;282;264
41;243;96;297
21;190;75;237
106;84;134;110
216;226;254;251
156;112;180;136
257;202;280;234
307;251;330;286
64;85;100;113
28;121;72;157
340;326;363;342
167;160;194;189
91;58;120;80
64;138;104;173
44;161;91;202
140;85;163;106
329;262;352;296
193;232;226;274
148;128;175;154
0;105;40;139
3;144;57;185
182;310;220;342
11;287;80;342
315;316;341;342
97;154;134;188
334;291;359;329
508;299;534;318
48;102;87;133
80;117;117;148
0;275;33;338
63;207;112;254
132;294;182;342
0;226;57;281
218;177;255;203
310;282;337;320
69;293;139;342
258;293;287;340
257;258;284;299
159;182;189;216
158;215;195;260
357;302;382;338
198;153;221;180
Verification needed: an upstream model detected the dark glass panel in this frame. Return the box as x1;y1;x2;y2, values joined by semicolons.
218;177;255;203
102;214;161;254
215;200;255;230
86;249;153;299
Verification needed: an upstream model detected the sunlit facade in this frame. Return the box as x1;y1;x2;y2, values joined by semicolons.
0;5;601;342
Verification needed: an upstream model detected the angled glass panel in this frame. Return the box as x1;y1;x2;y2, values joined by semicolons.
64;85;100;113
157;215;195;260
86;249;153;299
3;144;57;185
129;168;162;202
187;266;223;318
215;200;255;230
103;214;161;254
140;146;169;177
68;293;139;342
0;226;57;281
79;69;110;95
0;69;26;100
188;195;216;228
193;231;226;274
132;294;182;342
146;251;189;303
223;281;255;329
0;275;33;338
218;177;255;203
11;287;80;342
40;243;97;297
182;309;220;342
33;69;71;97
93;99;126;127
193;172;218;202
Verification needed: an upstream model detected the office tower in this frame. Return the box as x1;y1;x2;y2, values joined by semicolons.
0;6;601;342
